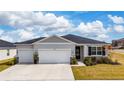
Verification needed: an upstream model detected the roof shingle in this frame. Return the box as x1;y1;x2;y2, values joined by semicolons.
62;34;107;44
0;39;15;47
15;34;107;44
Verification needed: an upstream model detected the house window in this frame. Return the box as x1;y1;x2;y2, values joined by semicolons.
97;47;102;55
7;49;10;56
89;46;105;56
91;47;97;55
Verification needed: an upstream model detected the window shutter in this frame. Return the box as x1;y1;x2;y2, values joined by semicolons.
88;47;91;56
102;47;105;56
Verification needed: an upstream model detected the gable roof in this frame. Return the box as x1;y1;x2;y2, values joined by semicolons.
0;39;15;47
15;34;107;44
33;35;76;44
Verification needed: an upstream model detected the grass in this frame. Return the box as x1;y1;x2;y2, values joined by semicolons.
109;51;124;65
0;58;16;72
0;58;16;65
71;51;124;80
72;64;124;80
0;65;11;72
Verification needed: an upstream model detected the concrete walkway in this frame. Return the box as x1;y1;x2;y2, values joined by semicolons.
0;64;74;81
71;61;86;66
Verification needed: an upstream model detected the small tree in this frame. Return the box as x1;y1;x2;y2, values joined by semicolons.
33;52;39;64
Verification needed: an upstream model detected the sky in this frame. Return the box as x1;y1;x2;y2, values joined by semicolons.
0;11;124;43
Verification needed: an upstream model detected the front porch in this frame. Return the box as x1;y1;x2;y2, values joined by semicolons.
75;45;107;61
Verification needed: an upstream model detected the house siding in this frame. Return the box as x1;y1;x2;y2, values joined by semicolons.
33;44;75;56
16;45;33;50
39;36;69;43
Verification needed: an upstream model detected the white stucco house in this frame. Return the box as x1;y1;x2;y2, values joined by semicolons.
0;39;16;61
15;34;109;64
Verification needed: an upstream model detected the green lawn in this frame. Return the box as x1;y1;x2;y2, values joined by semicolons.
72;64;124;80
0;65;11;72
0;58;16;72
109;51;124;65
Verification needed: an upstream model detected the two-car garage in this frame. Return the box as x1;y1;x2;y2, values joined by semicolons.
17;35;75;64
38;49;71;64
18;49;72;64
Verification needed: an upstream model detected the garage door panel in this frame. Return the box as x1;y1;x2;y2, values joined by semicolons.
18;50;33;63
38;49;71;64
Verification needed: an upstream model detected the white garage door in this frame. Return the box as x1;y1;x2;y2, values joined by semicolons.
18;50;33;64
38;49;71;64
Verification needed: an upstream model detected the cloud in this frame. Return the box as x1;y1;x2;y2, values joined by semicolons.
0;29;38;42
77;20;106;33
108;15;124;24
114;25;124;32
0;12;71;31
43;16;72;32
97;34;109;40
0;12;110;42
0;29;4;35
75;20;109;41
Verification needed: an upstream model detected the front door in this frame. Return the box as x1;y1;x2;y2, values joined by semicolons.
76;46;80;60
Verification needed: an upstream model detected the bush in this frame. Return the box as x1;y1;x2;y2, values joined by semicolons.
96;57;115;64
33;53;39;64
70;57;77;65
96;57;111;64
83;57;97;66
83;57;120;66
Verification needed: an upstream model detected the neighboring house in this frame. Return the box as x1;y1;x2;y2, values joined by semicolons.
112;38;124;48
0;39;16;60
15;34;109;64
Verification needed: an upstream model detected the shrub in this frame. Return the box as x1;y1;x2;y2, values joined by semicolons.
96;57;103;64
96;57;112;64
83;57;92;66
83;57;121;66
83;57;97;66
33;53;39;64
70;57;77;65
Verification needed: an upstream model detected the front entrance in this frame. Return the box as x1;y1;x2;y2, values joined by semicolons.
75;46;80;60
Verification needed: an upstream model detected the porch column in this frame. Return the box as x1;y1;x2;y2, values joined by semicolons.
84;45;88;57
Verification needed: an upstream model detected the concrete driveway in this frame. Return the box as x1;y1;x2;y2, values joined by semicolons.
0;64;74;81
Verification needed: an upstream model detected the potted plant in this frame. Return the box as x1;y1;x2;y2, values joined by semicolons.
33;52;39;64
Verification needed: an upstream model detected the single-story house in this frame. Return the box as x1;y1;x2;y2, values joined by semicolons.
15;34;109;64
112;38;124;49
0;39;16;60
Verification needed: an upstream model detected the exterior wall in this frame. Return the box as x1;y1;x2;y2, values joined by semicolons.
0;49;16;61
33;44;75;57
16;45;33;50
16;45;33;57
